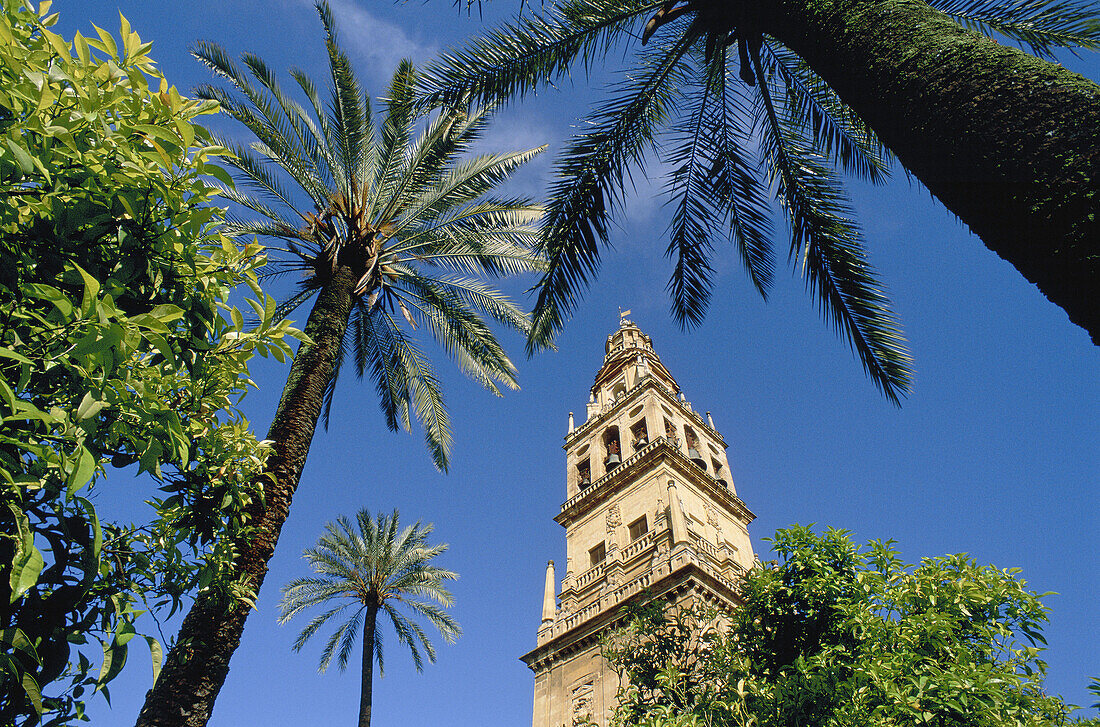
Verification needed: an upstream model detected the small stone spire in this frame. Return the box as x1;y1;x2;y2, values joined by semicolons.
667;481;688;546
541;560;557;625
568;412;575;433
706;411;714;428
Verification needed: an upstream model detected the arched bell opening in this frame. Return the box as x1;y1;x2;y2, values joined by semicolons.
630;419;649;452
603;427;622;469
576;457;592;489
684;426;707;471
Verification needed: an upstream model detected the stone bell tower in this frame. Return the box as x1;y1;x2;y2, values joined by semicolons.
521;315;757;727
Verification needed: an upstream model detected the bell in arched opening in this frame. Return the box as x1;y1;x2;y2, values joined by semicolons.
684;426;707;471
604;428;622;469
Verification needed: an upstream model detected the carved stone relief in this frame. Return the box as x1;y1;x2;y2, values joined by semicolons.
705;503;720;529
605;504;621;532
572;679;595;725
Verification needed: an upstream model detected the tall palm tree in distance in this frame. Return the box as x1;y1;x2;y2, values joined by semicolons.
135;3;545;725
279;510;460;727
417;0;1100;373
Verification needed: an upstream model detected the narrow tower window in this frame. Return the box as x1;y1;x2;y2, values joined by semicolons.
589;542;606;567
712;459;727;486
628;516;648;541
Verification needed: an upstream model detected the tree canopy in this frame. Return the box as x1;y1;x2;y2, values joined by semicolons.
603;526;1095;727
0;3;296;723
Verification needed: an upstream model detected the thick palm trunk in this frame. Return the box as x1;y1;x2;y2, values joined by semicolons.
135;265;358;727
753;0;1100;343
359;605;378;727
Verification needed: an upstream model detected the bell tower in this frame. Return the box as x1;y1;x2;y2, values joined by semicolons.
522;316;757;727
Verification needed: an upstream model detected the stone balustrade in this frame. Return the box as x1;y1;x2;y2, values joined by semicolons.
620;529;658;562
574;561;605;589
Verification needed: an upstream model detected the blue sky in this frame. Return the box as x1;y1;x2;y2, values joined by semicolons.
45;1;1100;725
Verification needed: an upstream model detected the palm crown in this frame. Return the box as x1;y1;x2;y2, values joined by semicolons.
416;0;1099;403
279;510;460;675
193;2;547;468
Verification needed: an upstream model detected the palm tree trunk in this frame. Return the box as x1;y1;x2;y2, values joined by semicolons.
135;265;359;727
752;0;1100;343
359;604;378;727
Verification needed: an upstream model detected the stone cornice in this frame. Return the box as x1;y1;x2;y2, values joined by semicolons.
519;559;743;673
555;438;756;528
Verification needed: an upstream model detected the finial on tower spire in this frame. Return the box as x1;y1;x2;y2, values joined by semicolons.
618;307;633;327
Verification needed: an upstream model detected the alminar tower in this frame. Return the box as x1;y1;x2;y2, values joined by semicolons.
521;315;758;727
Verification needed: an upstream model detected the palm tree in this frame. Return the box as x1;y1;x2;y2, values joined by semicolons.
279;510;460;727
135;5;545;726
416;0;1100;369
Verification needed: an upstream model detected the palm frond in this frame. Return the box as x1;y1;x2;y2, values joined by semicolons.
389;322;452;472
928;0;1100;57
353;304;412;433
317;0;369;199
240;51;332;192
394;147;547;232
394;279;520;393
528;32;695;354
751;48;912;402
763;41;891;183
415;0;662;109
707;52;775;299
366;61;417;222
192;44;329;205
663;56;721;327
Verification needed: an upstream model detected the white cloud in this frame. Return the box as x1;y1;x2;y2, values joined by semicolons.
289;0;438;83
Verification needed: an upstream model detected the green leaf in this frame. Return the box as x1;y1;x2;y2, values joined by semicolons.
73;30;90;65
143;331;179;368
148;303;184;323
4;139;35;174
75;391;107;420
22;283;73;317
145;635;163;684
7;505;44;603
0;347;33;366
74;496;103;566
65;446;96;499
91;24;118;60
115;620;137;647
21;671;43;715
0;627;40;661
96;638;128;690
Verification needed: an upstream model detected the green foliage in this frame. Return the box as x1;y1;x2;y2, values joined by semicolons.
605;527;1086;727
0;2;297;723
